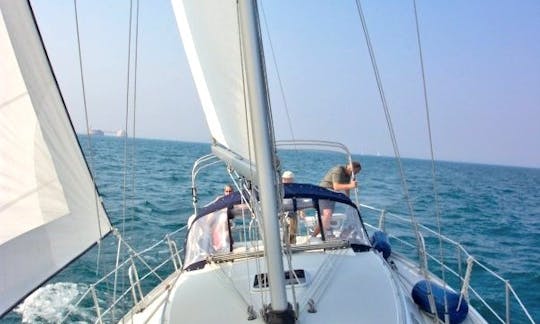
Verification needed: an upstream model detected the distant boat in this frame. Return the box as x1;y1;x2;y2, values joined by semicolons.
116;129;127;137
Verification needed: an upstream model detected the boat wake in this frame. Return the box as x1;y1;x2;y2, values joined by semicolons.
14;282;90;323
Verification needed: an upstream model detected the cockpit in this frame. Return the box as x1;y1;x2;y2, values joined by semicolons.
183;183;371;270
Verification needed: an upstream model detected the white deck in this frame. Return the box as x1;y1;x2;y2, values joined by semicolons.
123;245;424;323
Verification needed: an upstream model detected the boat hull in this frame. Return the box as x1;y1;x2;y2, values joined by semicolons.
123;247;416;323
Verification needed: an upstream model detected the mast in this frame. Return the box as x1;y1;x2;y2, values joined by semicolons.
237;0;293;321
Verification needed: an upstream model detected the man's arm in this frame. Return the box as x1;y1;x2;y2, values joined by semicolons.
332;180;356;194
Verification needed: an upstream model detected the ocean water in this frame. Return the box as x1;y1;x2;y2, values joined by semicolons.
3;135;539;323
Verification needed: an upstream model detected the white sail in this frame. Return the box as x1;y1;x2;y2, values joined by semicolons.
172;0;256;170
0;1;111;315
173;0;291;315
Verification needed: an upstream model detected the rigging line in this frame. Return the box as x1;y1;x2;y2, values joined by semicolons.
412;0;449;309
227;166;264;309
215;189;260;310
236;4;265;308
255;4;282;188
353;0;428;273
114;0;137;310
73;0;103;275
282;218;299;315
303;251;346;310
216;262;252;308
255;1;283;228
238;182;256;309
113;229;164;280
129;0;140;236
259;2;297;148
121;0;135;239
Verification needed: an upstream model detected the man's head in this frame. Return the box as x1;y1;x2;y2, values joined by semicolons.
282;170;295;183
346;161;361;175
224;184;234;195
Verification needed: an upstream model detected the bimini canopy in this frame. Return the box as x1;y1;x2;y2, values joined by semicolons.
193;183;357;221
183;183;368;270
282;183;356;207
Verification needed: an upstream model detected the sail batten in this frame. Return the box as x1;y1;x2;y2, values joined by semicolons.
0;1;112;315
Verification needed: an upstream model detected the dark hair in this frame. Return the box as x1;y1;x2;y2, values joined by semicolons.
351;161;361;170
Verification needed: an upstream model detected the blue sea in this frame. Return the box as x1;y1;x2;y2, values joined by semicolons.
3;136;539;323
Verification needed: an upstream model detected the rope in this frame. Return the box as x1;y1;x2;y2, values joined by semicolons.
282;217;299;316
113;229;164;281
215;262;252;310
411;0;451;318
121;0;136;238
72;0;104;278
353;0;427;275
301;250;347;313
459;256;474;304
253;204;268;308
241;188;257;310
73;0;92;157
259;2;297;145
117;0;140;312
225;170;259;309
129;0;140;239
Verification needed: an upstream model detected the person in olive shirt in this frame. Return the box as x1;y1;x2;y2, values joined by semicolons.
313;161;361;238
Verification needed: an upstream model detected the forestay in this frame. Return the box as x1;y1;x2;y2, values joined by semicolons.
0;1;111;316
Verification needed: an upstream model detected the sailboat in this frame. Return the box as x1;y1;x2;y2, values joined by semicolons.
1;0;534;323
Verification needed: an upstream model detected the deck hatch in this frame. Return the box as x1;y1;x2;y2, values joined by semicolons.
253;269;306;288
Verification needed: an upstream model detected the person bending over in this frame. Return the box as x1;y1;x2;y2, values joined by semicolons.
313;161;361;238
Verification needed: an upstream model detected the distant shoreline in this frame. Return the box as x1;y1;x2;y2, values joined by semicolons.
76;133;539;170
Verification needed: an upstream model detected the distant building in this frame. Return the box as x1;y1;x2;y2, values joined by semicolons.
89;129;104;136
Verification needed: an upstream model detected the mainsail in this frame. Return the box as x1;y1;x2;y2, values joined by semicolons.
0;1;112;315
172;0;256;176
173;0;291;316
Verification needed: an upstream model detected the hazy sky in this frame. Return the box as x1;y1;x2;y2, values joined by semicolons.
31;1;540;168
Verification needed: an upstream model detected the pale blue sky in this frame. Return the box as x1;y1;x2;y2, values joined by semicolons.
31;0;540;168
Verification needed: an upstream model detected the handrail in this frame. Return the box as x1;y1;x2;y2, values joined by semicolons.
60;204;533;323
61;226;188;323
359;203;535;323
276;139;352;157
210;241;350;263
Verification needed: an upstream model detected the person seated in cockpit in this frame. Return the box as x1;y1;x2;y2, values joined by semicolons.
282;171;298;244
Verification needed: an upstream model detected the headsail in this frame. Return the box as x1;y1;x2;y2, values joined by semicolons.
172;0;256;177
0;1;112;315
